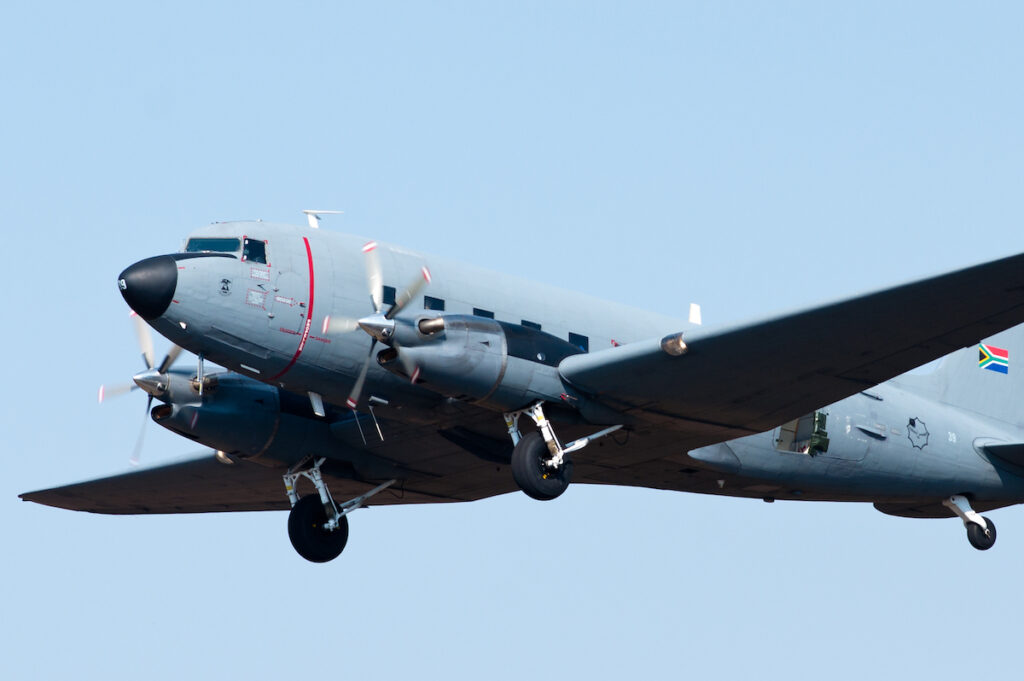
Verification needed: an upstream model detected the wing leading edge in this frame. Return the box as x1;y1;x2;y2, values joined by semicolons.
19;452;490;515
561;251;1024;448
20;453;292;514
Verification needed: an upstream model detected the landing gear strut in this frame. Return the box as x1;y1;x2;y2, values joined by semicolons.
282;457;396;563
942;494;997;551
503;402;622;501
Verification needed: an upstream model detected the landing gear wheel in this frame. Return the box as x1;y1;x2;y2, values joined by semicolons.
511;431;573;501
966;516;997;551
288;494;349;563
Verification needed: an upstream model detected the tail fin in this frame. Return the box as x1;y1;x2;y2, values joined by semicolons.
894;324;1024;428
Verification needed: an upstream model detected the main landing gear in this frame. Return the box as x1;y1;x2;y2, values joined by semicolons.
282;457;396;563
943;494;997;551
503;402;622;501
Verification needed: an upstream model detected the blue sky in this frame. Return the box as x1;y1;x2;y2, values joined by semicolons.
4;2;1024;678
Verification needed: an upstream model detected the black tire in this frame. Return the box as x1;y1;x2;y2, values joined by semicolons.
511;431;573;501
288;494;349;563
967;516;997;551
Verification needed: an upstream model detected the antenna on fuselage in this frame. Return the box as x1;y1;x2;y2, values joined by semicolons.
689;303;702;325
302;209;343;229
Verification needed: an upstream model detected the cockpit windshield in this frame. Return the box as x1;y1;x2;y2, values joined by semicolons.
185;237;241;253
242;237;267;264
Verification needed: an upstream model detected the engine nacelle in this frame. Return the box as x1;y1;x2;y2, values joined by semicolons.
381;315;585;412
151;373;281;458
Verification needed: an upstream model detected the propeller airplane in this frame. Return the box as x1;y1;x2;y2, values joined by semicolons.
21;212;1024;562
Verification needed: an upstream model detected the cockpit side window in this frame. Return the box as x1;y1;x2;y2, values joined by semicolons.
185;237;241;253
242;237;268;264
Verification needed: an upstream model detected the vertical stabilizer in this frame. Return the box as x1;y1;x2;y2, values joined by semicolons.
894;323;1024;429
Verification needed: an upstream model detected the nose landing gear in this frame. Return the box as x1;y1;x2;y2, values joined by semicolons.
943;494;997;551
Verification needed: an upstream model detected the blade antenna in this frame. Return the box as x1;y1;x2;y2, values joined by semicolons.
302;209;343;229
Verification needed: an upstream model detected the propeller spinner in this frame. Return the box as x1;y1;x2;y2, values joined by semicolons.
99;311;185;465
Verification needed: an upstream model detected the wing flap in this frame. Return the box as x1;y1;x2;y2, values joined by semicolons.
562;252;1024;444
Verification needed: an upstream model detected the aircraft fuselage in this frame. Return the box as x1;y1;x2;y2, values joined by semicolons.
118;220;1024;514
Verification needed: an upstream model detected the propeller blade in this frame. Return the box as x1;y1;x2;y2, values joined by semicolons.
322;315;360;335
98;382;135;403
392;340;419;379
345;339;377;409
129;394;154;466
363;241;384;314
157;344;184;374
131;311;155;370
386;266;432;320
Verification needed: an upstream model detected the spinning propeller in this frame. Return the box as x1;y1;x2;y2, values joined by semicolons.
98;311;184;465
320;241;431;409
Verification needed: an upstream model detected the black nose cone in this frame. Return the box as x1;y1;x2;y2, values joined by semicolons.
118;255;177;320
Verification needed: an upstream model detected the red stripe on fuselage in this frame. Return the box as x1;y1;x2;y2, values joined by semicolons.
269;237;315;381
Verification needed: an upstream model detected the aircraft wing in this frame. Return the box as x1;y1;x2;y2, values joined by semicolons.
560;252;1024;448
20;454;293;514
19;451;502;515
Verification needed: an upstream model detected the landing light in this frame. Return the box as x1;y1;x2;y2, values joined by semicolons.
660;333;688;356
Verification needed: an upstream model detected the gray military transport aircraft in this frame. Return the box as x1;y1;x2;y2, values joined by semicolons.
20;213;1024;561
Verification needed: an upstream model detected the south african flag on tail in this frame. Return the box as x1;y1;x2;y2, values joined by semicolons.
979;344;1009;374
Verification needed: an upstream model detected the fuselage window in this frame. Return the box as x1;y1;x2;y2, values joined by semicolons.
185;237;241;253
473;308;495;319
568;333;589;352
242;238;267;264
424;296;445;311
522;320;541;331
383;286;397;306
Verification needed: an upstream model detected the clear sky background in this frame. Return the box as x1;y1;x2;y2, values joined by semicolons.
3;2;1024;679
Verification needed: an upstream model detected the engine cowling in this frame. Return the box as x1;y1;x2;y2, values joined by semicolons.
151;372;282;458
380;315;585;412
149;372;409;478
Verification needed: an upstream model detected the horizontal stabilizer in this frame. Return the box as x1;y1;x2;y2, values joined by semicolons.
980;442;1024;470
